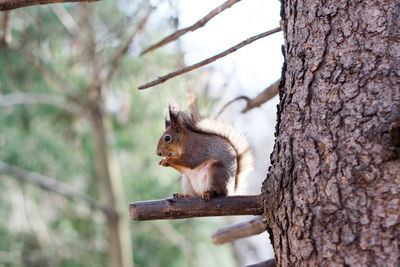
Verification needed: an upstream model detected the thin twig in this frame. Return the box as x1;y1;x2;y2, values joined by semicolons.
138;27;282;90
104;6;154;84
0;0;99;11
216;79;280;117
0;161;108;213
140;0;242;56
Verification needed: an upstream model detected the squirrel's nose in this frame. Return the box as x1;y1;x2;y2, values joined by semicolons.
157;151;162;156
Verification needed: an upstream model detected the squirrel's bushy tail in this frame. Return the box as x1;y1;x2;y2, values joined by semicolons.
174;91;254;193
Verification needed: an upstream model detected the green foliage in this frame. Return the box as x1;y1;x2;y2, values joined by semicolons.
0;2;236;267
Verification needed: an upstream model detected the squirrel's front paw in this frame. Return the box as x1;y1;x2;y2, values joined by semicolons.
159;158;170;166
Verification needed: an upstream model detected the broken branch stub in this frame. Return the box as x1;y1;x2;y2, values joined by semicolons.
212;215;266;245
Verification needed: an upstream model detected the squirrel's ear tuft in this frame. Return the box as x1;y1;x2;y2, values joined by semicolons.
168;104;183;132
163;108;171;129
165;118;171;129
168;105;178;126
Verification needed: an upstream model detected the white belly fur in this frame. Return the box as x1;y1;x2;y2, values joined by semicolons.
181;161;214;196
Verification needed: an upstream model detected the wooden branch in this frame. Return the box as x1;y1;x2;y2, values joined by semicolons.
0;0;99;11
211;216;266;245
0;161;107;213
1;11;11;47
245;259;276;267
138;27;282;90
140;0;241;56
130;195;264;221
217;79;280;117
104;6;153;84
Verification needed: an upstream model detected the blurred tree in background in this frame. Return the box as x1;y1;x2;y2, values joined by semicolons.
0;1;236;266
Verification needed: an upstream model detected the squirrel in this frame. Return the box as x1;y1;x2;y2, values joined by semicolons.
156;92;254;200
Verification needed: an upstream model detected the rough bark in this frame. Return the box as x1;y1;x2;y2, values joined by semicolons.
263;0;400;266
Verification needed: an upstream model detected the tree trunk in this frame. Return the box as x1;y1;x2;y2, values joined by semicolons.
263;0;400;266
90;100;133;267
79;4;133;267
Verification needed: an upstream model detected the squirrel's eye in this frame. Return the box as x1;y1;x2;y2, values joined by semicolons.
164;135;171;142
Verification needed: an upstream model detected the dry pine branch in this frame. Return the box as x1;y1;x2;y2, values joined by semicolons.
138;27;281;89
0;0;99;11
140;0;242;56
130;195;264;221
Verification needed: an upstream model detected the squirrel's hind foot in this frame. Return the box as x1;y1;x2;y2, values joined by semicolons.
201;191;214;201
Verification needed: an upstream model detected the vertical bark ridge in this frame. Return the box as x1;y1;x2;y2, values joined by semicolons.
263;0;400;266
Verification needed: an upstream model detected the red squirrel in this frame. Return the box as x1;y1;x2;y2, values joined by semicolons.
156;93;254;200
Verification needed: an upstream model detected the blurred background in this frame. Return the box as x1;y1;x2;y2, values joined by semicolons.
0;0;282;266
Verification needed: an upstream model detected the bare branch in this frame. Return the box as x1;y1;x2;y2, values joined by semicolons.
140;0;242;56
1;11;11;47
0;161;107;213
130;195;264;221
138;27;282;90
0;0;100;11
217;79;280;117
104;6;154;84
0;92;81;113
211;216;266;245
